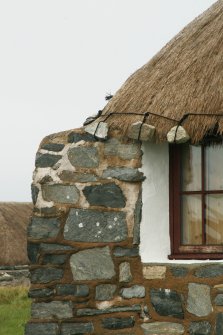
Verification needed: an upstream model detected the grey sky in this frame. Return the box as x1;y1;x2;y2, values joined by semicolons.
0;0;216;201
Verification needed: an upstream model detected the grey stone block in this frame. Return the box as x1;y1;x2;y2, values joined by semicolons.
31;268;64;283
120;285;145;299
171;267;189;277
64;208;127;243
68;147;99;168
42;184;80;204
40;243;74;252
31;184;39;204
102;317;135;329
195;265;223;278
216;313;223;335
70;247;115;280
189;321;211;335
28;288;54;298
119;262;132;282
95;284;116;301
35;153;62;168
27;242;40;263
133;190;142;245
83;183;126;208
25;323;59;335
187;283;212;317
33;206;59;215
102;167;145;182
56;284;89;297
28;217;60;239
68;132;96;143
141;322;184;334
77;305;141;316
61;322;94;334
41;143;65;152
42;254;68;265
59;170;98;183
215;294;223;305
104;138;142;160
31;301;73;319
150;288;184;319
113;247;139;257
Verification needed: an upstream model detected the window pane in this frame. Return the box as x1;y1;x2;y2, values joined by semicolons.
181;195;202;245
206;146;223;190
181;145;201;191
206;195;223;245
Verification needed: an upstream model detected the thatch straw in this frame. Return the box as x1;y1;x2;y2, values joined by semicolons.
101;0;223;143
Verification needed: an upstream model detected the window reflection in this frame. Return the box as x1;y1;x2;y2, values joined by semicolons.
181;195;202;245
181;145;201;191
206;195;223;245
206;146;223;190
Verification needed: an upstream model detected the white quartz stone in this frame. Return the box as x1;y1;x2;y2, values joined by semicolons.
167;125;190;143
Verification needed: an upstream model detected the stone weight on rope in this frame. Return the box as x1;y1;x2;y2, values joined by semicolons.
128;122;155;141
167;126;190;143
84;121;108;140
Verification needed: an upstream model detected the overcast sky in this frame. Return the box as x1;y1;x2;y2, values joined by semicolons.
0;0;216;202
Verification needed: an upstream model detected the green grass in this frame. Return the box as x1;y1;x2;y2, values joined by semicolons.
0;286;31;335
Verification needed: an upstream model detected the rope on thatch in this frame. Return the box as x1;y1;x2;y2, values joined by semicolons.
91;110;223;143
137;112;149;140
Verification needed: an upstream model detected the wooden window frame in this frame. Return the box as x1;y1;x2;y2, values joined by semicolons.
169;144;223;260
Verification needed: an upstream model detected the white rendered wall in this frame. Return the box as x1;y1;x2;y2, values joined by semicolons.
140;142;219;264
140;142;170;262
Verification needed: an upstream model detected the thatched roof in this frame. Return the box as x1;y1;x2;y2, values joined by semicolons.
101;0;223;143
0;203;33;265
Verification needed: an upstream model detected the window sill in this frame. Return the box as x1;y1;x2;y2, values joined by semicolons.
168;253;223;260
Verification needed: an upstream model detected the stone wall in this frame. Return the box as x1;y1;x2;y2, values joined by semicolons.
26;128;223;335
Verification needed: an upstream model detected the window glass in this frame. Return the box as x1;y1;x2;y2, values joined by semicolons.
181;145;201;191
205;146;223;190
181;195;202;245
206;195;223;245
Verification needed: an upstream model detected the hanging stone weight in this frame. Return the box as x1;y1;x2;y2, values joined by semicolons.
128;122;155;141
167;125;190;143
84;121;108;140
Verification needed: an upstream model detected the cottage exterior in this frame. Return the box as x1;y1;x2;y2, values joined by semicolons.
26;1;223;334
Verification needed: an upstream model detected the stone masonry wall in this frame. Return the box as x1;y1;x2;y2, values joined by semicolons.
26;128;223;335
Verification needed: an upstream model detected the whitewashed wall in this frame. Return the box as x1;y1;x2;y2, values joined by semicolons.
140;142;170;262
140;142;218;264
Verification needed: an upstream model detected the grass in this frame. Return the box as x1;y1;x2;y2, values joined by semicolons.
0;286;31;335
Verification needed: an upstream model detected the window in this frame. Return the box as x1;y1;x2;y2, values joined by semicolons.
169;143;223;259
